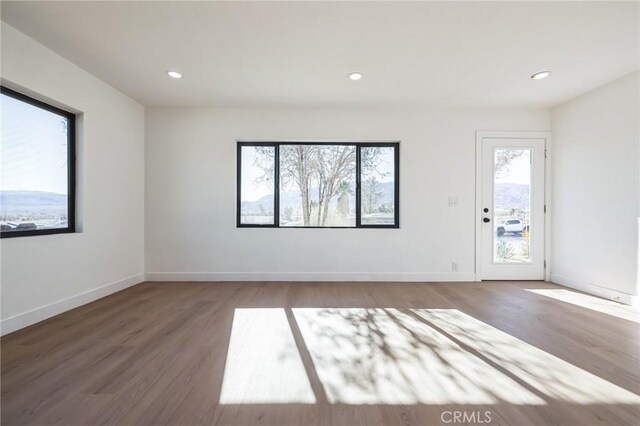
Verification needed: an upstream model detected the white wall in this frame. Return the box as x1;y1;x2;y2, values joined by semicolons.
551;71;640;303
145;107;549;281
0;24;146;334
3;19;633;334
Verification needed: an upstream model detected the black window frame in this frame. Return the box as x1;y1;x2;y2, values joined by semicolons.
0;86;76;239
237;141;399;229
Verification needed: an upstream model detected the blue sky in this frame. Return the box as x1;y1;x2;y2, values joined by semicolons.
495;149;531;185
1;93;69;195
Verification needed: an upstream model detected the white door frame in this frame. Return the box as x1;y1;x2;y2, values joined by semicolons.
475;131;552;282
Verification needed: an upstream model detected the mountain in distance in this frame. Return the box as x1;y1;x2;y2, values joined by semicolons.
0;190;67;212
494;183;530;211
242;182;394;213
1;185;525;215
244;183;527;213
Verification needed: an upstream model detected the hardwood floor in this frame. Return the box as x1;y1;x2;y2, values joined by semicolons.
1;281;639;425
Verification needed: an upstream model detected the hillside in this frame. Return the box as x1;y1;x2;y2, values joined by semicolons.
495;183;530;211
242;182;394;213
0;190;67;212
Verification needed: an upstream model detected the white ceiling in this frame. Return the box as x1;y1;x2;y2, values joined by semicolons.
1;1;638;108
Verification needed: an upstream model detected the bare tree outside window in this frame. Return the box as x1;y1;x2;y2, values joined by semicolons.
239;142;398;228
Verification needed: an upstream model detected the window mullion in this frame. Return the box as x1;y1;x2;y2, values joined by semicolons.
356;145;362;228
274;143;280;227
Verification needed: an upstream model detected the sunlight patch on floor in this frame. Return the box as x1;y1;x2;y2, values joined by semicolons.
219;308;315;404
525;288;640;323
413;309;640;404
293;308;545;405
218;307;640;406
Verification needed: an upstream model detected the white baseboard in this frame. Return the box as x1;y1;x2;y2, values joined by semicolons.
551;273;638;307
145;271;477;282
0;273;145;336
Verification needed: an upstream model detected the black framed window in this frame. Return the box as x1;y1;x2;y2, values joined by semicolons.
237;142;399;228
0;86;76;238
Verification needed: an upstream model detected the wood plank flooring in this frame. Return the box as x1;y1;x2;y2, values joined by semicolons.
1;281;639;425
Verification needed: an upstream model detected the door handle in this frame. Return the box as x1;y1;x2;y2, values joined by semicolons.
483;218;491;223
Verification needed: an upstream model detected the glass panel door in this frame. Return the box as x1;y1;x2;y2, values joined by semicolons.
480;138;545;280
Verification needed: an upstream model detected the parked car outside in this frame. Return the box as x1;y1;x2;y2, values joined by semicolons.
15;223;38;231
496;219;529;236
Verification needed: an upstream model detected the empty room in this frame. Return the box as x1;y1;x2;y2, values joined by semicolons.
0;1;639;425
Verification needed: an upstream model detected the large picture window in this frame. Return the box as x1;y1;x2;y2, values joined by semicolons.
0;86;76;238
237;142;399;228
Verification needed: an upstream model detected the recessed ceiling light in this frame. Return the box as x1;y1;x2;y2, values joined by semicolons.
166;70;183;79
531;71;551;80
348;72;363;81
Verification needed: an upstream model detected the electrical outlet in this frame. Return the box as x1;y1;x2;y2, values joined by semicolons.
448;196;458;207
451;262;458;271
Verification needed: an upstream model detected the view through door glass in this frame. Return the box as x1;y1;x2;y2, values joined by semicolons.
493;148;531;263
